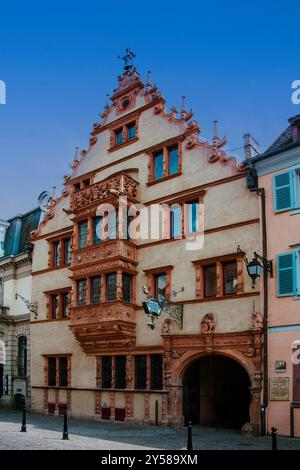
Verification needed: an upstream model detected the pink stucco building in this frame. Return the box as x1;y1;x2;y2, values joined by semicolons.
252;115;300;436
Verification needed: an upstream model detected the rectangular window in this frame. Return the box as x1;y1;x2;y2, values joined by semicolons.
122;273;132;303
223;261;238;295
168;145;179;175
106;273;117;301
93;216;102;245
150;354;163;390
188;201;199;233
204;265;217;297
155;273;167;302
59;357;68;387
115;128;123;146
53;241;60;267
51;295;58;319
170;206;182;238
115;356;126;389
273;171;294;212
78;221;88;248
63;238;71;265
277;252;297;296
61;292;70;317
102;356;112;388
135;355;147;390
91;276;101;304
127;122;136;140
108;212;117;240
154;151;164;180
77;279;87;306
48;357;56;386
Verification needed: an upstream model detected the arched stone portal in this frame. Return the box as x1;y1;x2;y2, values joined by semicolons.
182;354;251;428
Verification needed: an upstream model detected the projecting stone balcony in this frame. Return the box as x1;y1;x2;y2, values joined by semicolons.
69;301;136;353
70;172;140;212
71;239;137;271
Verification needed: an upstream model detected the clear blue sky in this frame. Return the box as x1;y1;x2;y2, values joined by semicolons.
0;0;299;219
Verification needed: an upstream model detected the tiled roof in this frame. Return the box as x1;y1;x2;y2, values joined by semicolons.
264;126;293;155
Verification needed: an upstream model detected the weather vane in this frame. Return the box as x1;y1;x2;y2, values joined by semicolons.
118;48;136;71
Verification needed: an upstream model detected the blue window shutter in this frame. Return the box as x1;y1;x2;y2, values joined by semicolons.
277;252;297;296
273;171;294;212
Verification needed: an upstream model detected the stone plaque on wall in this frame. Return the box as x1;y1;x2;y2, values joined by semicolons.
270;377;289;401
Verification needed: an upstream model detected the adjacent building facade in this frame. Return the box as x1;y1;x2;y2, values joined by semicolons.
252;115;300;436
30;62;263;429
0;208;41;408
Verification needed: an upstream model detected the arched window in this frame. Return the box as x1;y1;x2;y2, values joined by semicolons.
17;336;27;377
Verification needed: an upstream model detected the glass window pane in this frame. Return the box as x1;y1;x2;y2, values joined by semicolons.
170;206;182;238
154;151;164;179
115;128;123;145
64;238;71;265
115;356;126;389
188;201;199;233
127;123;136;140
135;355;147;390
53;241;60;267
155;273;167;303
122;273;132;303
51;295;58;319
77;279;87;306
224;261;238;294
93;216;102;244
48;357;56;386
79;221;88;248
106;273;117;301
204;265;216;297
169;146;179;175
102;356;112;388
59;357;68;387
108;212;117;240
91;276;101;304
150;354;163;390
62;292;70;317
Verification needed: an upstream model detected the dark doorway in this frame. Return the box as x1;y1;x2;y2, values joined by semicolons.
183;355;251;429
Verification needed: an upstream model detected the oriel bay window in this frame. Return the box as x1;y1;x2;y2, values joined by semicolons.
77;279;87;306
91;276;101;304
47;356;70;387
193;254;243;299
78;220;88;248
106;273;117;301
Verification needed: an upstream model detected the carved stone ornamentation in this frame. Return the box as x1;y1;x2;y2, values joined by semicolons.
201;313;216;334
252;312;263;330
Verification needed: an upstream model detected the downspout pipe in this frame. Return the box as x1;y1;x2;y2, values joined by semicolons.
247;164;269;434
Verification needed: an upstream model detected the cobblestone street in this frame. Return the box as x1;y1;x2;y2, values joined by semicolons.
0;410;299;450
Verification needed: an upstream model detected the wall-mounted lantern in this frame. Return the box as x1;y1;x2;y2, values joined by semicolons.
237;245;273;288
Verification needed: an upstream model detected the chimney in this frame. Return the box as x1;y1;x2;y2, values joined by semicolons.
288;114;300;142
243;133;260;160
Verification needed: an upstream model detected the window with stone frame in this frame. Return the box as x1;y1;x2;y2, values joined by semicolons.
63;238;71;265
115;356;126;389
101;356;112;388
106;273;117;301
47;289;71;319
47;356;70;387
52;241;60;267
122;273;132;303
111;120;138;150
149;143;181;183
135;355;147;390
91;276;101;304
77;279;87;306
78;220;88;248
150;354;163;390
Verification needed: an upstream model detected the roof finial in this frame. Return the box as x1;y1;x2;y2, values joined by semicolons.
73;146;79;161
104;93;110;110
118;48;136;71
145;70;152;91
181;96;187;118
51;186;56;199
213;120;219;143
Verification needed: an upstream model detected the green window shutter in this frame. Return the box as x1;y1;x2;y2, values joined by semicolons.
273;171;294;212
277;252;297;296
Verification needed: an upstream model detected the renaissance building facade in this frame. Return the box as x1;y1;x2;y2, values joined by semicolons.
30;57;263;430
